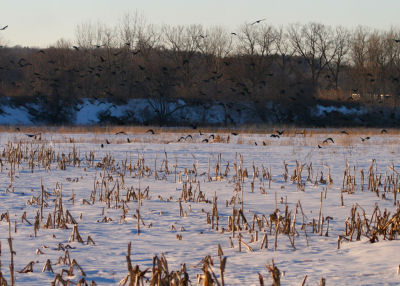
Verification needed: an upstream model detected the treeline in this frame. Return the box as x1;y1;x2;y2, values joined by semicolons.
1;14;400;125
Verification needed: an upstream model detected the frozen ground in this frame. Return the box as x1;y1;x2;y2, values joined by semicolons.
0;130;399;285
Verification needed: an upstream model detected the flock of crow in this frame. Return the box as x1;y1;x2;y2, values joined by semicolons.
92;128;388;149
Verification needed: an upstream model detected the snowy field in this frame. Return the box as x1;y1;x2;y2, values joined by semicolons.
0;130;399;285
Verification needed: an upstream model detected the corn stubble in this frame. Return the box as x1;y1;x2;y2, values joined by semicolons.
0;133;397;285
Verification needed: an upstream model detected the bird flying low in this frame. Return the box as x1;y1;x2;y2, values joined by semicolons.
323;137;334;144
0;25;8;30
146;129;155;134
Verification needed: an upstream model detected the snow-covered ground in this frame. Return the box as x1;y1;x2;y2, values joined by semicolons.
0;131;399;285
0;98;369;126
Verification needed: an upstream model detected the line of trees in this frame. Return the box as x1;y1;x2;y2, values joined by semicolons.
1;13;400;125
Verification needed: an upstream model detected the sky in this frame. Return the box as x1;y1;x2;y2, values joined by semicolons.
1;0;400;48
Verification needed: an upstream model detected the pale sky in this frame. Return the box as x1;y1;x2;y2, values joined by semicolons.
1;0;400;48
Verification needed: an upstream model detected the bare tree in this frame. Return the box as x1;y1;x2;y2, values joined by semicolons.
326;26;350;89
287;22;334;89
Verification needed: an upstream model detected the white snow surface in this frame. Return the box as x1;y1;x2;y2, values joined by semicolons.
314;104;366;117
0;131;398;285
0;99;369;125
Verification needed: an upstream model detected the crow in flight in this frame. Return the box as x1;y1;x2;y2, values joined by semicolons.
360;137;370;142
251;19;266;25
0;25;8;30
323;137;334;144
146;129;155;134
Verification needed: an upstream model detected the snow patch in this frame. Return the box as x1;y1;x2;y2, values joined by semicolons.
314;105;365;117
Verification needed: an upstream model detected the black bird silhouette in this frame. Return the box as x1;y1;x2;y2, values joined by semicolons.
202;138;209;143
146;129;155;134
341;130;349;135
323;137;334;144
381;129;387;134
231;132;238;136
185;134;193;140
360;136;370;142
101;143;104;148
394;39;400;43
231;32;237;36
0;25;8;30
127;138;131;143
199;131;203;136
318;144;322;149
270;134;280;138
115;131;127;135
276;130;284;135
209;134;215;139
106;139;110;144
25;134;36;138
254;142;258;146
262;141;266;146
251;19;266;25
72;46;79;51
178;136;185;142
